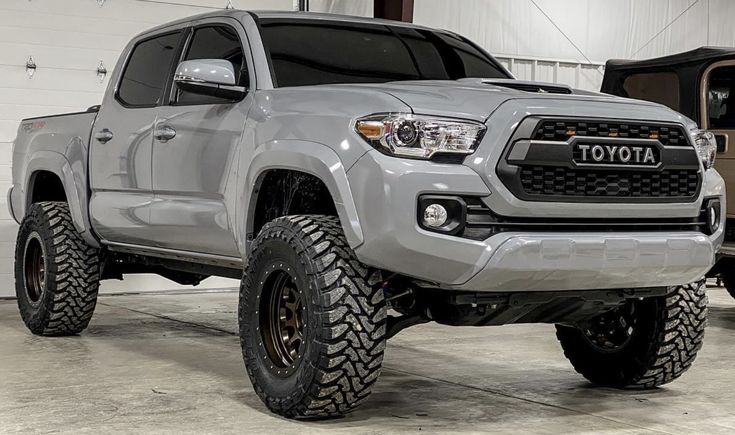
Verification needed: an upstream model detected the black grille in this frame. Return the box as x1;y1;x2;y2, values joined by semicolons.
520;166;699;198
460;197;709;241
535;120;688;147
496;117;702;202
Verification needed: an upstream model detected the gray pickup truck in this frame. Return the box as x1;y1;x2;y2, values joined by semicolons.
9;10;723;419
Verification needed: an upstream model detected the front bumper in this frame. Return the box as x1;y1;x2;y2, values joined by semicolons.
347;150;723;292
463;232;713;291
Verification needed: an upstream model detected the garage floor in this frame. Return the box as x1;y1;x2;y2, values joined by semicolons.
1;286;735;434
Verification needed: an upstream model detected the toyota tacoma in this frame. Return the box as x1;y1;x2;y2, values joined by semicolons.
9;10;723;418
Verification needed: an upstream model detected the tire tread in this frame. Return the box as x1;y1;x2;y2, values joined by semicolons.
240;215;386;419
556;281;707;388
15;202;100;336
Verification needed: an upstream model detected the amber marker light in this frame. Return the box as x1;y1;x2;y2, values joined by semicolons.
356;121;384;140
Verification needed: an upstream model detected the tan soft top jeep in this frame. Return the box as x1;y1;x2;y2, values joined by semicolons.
603;46;735;295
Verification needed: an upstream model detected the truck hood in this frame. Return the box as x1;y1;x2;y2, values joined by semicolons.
329;78;663;122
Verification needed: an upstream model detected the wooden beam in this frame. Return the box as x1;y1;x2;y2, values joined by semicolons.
374;0;414;22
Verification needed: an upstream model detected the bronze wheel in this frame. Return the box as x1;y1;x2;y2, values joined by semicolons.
240;215;386;419
23;233;45;305
259;266;304;376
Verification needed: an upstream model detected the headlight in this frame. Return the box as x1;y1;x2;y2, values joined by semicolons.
355;114;486;159
691;128;717;170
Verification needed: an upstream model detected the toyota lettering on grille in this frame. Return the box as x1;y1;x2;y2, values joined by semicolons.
576;144;657;165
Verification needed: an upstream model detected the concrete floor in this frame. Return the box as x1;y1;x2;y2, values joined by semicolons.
2;287;735;434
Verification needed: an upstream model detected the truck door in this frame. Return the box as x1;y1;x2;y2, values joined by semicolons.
148;22;252;257
702;62;735;220
89;30;185;246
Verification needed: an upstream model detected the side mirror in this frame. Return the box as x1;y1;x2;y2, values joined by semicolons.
173;59;246;100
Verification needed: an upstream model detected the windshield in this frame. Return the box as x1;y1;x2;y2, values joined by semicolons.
258;18;509;87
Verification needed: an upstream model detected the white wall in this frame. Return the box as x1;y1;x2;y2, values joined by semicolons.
415;0;735;91
310;0;372;16
0;0;294;297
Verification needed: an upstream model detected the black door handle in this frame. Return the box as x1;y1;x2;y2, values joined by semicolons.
95;128;113;144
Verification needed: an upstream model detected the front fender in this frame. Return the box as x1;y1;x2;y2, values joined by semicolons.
239;140;363;254
22;150;99;248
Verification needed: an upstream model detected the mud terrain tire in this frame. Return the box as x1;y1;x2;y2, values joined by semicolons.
15;201;101;336
239;215;386;419
556;281;707;388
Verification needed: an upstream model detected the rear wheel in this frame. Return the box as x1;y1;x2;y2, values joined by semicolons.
239;215;386;419
556;281;707;388
15;202;101;336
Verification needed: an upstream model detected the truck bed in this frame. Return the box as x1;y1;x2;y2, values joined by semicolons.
8;107;99;230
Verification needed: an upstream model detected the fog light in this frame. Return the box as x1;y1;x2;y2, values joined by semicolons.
704;198;721;235
417;195;467;235
423;204;448;227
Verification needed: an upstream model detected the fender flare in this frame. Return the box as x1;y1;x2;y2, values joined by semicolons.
23;150;99;248
240;140;364;253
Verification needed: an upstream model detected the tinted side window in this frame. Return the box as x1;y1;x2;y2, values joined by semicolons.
707;65;735;129
177;26;247;105
118;32;182;107
622;72;680;112
259;20;508;87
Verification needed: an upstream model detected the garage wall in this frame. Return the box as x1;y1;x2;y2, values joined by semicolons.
414;0;735;91
310;0;372;16
0;0;296;297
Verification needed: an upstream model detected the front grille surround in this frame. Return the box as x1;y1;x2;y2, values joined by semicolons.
496;117;702;203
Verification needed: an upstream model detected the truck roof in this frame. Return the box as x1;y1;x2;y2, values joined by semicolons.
139;9;435;37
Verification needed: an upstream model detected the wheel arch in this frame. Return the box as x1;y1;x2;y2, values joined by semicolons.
240;140;364;254
22;151;99;248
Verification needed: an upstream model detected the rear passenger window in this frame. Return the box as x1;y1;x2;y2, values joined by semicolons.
176;25;246;105
118;32;182;107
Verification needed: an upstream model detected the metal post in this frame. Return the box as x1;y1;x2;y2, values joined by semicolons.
374;0;414;22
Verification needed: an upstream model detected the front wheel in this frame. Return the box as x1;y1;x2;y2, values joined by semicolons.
556;281;707;388
239;215;386;419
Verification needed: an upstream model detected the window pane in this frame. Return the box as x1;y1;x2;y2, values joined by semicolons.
118;32;181;107
259;19;508;87
622;72;680;112
707;66;735;129
177;26;246;105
